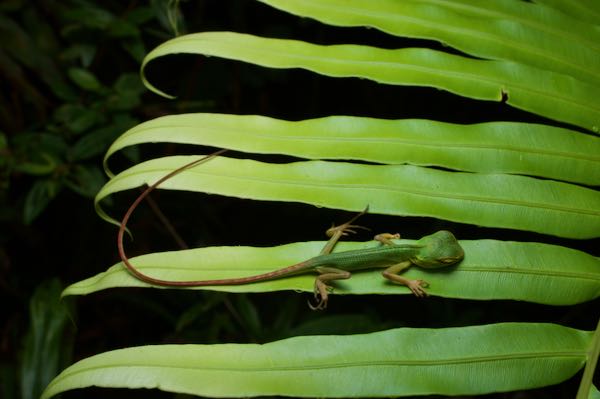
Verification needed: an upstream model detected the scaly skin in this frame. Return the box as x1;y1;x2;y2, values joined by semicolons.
118;152;465;309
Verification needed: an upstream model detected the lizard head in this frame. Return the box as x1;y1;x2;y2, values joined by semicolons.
412;230;464;269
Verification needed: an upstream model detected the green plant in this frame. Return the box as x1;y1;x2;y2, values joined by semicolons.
43;1;599;397
0;0;180;224
18;279;73;399
0;3;191;397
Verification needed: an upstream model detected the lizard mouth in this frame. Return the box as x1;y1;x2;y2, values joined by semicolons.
441;257;461;264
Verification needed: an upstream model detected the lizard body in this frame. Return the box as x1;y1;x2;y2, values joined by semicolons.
118;152;464;309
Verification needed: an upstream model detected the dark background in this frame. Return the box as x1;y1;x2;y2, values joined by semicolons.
1;1;598;398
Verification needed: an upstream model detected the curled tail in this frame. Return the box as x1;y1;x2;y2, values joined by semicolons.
118;150;315;287
117;150;249;287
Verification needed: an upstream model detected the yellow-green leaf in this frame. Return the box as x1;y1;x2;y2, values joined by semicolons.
63;239;600;306
258;0;600;85
141;32;599;132
95;155;600;239
41;323;593;398
105;113;600;185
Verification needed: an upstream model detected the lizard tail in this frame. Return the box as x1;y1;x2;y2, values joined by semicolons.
117;149;314;287
124;259;312;287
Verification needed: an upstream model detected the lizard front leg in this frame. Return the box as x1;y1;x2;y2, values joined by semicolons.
374;233;401;246
309;266;351;310
382;261;429;297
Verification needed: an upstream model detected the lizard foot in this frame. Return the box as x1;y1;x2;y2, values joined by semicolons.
309;282;330;310
326;206;370;238
374;233;401;246
308;294;328;310
407;280;429;298
326;222;369;238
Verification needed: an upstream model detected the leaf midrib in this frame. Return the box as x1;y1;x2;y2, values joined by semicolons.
122;125;600;163
69;261;600;292
141;166;600;217
45;350;586;390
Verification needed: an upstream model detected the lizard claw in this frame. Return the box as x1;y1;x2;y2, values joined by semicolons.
308;296;327;310
326;207;370;238
309;283;330;310
408;280;429;298
326;223;370;237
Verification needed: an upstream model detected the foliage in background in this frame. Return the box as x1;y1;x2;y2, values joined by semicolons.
43;0;600;398
0;0;185;224
20;279;73;399
0;279;73;399
0;1;191;398
0;1;597;398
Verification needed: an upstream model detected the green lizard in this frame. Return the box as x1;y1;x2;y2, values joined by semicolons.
118;151;465;309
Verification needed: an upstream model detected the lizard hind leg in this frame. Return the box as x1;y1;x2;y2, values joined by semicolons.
321;207;370;256
308;267;351;310
326;206;370;237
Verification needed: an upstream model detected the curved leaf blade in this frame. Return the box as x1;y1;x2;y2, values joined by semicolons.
141;32;600;132
258;0;600;85
105;113;600;185
95;156;600;239
534;0;600;26
41;323;593;398
63;239;600;306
